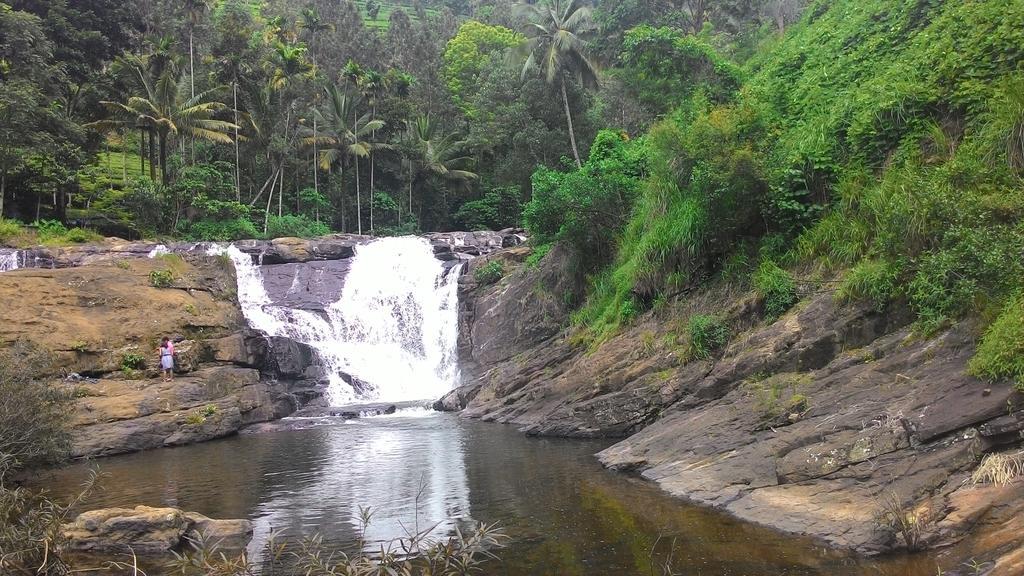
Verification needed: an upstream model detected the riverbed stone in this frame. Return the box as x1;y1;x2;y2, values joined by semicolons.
62;506;252;555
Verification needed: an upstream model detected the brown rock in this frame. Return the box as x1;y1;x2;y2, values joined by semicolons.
62;506;189;554
63;506;252;555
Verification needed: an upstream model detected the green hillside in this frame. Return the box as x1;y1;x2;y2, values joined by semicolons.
538;0;1024;385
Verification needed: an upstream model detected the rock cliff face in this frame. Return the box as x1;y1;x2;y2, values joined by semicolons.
454;245;1024;569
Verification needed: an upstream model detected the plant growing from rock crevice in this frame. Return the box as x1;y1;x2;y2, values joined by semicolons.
878;490;927;551
473;260;504;286
687;314;729;359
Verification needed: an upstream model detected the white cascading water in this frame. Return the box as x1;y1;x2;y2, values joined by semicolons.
0;251;19;272
219;237;462;404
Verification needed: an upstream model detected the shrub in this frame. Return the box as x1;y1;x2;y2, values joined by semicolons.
63;227;102;244
266;214;331;239
0;218;22;245
34;219;68;242
149;269;174;288
120;351;146;371
525;243;552;269
836;258;902;311
181;218;260;242
473;261;504;285
753;260;797;321
0;462;96;575
31;220;102;246
0;341;73;470
970;294;1024;390
453;186;523;231
522;130;645;273
688;315;729;359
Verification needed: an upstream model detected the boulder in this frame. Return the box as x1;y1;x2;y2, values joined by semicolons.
433;384;482;412
62;506;252;555
292;402;398;418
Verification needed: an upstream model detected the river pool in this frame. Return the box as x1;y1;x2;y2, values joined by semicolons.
36;411;948;575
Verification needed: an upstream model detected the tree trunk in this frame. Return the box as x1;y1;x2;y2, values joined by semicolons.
356;158;362;235
0;171;6;218
122;133;127;185
312;115;319;221
189;29;196;164
370;104;376;234
148;130;157;181
408;162;413;226
278;155;284;219
561;77;582;169
159;132;168;185
311;42;320;222
234;81;240;202
139;129;145;177
189;31;196;99
369;153;374;233
264;167;278;234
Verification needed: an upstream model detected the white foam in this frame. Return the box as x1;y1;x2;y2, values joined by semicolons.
0;251;19;272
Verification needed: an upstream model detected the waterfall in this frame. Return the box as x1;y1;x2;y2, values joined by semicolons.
221;237;462;404
0;251;19;272
147;244;170;258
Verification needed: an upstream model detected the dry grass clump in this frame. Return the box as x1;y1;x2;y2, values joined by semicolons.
971;452;1024;487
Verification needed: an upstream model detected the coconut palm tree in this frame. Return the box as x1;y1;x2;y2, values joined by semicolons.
515;0;599;168
306;85;385;235
402;115;478;223
90;56;236;185
299;7;332;207
184;0;210;99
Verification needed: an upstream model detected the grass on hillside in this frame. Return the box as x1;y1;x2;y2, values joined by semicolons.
565;0;1024;385
352;0;437;29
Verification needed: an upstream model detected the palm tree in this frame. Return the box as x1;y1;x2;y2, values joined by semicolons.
403;115;478;223
306;85;384;235
266;42;310;219
90;56;236;185
300;7;332;211
360;69;387;233
184;0;210;100
515;0;599;168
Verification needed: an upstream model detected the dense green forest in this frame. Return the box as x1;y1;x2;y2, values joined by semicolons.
0;0;799;241
1;0;1022;385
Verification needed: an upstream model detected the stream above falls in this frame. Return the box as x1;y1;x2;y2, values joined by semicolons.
36;411;952;576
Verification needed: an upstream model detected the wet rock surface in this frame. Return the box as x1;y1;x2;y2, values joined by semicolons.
62;506;252;555
454;244;1024;562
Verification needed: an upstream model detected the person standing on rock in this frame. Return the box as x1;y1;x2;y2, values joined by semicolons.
159;337;175;382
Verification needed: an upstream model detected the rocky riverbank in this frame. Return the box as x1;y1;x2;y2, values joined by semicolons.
0;231;517;459
450;244;1024;572
0;251;327;458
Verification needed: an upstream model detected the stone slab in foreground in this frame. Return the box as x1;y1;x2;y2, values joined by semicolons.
62;505;252;555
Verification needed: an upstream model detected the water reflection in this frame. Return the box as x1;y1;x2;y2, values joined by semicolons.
33;413;949;575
